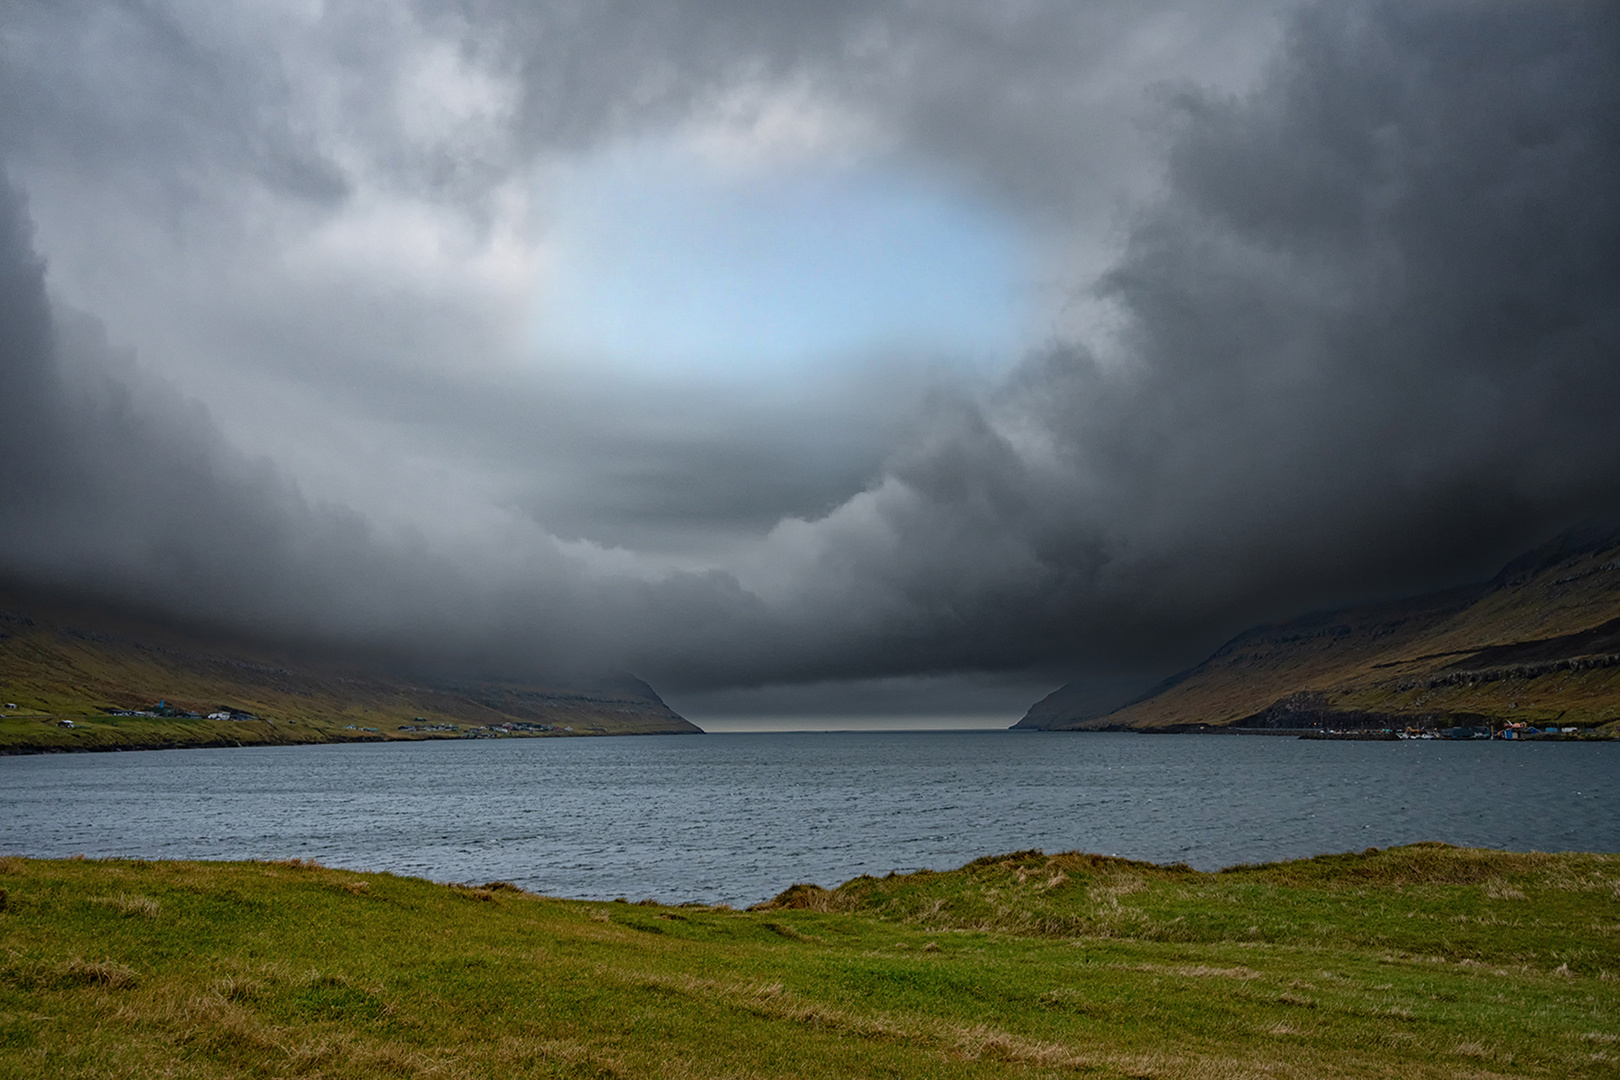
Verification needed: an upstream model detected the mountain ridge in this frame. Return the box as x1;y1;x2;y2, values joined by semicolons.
1017;525;1620;735
0;586;701;751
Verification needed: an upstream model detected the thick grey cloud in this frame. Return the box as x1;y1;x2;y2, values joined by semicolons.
740;0;1620;682
0;176;442;648
1;0;1616;716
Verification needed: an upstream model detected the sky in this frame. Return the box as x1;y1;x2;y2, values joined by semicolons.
1;0;1617;729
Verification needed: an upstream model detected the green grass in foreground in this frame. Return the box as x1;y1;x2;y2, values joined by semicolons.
1;845;1616;1078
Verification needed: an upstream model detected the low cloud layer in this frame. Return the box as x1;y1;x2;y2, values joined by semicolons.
1;1;1617;716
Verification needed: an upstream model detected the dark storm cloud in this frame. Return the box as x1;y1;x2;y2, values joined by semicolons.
0;175;429;642
2;0;1273;554
1;0;1617;704
765;0;1620;679
0;173;783;677
453;0;1280;206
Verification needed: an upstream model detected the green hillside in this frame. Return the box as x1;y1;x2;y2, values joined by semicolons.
1;846;1614;1078
1020;526;1620;735
0;591;699;752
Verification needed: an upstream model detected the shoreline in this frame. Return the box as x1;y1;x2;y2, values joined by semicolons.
1017;724;1614;741
0;726;704;756
7;840;1617;892
8;722;1616;755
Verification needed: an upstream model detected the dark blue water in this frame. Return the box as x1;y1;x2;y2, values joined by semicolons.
1;732;1613;906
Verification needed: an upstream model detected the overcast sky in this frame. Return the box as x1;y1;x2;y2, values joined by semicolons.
2;0;1617;728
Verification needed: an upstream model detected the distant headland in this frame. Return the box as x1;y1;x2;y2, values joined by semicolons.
1018;524;1620;739
0;588;700;754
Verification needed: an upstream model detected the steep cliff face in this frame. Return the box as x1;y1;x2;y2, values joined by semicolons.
0;590;700;747
1019;526;1620;734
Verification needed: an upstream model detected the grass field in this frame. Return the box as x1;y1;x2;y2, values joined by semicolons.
2;844;1616;1078
0;712;330;754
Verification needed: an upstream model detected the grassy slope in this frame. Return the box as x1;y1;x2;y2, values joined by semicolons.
1029;529;1620;733
2;846;1617;1078
0;604;699;751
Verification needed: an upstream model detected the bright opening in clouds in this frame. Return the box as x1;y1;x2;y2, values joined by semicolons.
536;143;1032;380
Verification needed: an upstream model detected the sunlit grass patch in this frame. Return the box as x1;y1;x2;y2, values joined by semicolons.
1;955;141;991
89;893;160;918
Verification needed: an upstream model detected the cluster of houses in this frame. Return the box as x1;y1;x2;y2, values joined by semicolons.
461;722;559;738
330;720;564;737
318;719;566;737
1498;722;1581;740
394;720;560;737
398;719;460;732
106;700;263;722
1394;722;1583;740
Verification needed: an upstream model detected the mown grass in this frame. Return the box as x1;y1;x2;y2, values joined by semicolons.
1;845;1616;1078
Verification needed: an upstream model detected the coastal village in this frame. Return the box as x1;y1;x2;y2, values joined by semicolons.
21;701;579;741
1294;721;1589;740
105;699;261;723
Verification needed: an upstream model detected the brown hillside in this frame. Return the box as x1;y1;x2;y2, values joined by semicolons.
0;589;700;751
1020;525;1620;734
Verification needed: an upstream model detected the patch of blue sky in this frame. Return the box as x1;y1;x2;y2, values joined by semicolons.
535;143;1033;383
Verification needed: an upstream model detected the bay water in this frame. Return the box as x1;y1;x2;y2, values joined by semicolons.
2;731;1613;907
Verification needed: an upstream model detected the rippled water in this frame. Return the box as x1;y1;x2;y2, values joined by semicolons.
2;732;1614;906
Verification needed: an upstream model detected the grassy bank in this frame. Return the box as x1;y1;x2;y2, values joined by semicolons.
0;712;693;755
1;845;1616;1078
0;712;346;754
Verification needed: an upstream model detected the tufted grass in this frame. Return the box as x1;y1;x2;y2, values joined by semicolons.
0;844;1616;1078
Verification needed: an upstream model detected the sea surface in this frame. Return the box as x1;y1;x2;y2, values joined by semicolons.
2;731;1614;906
